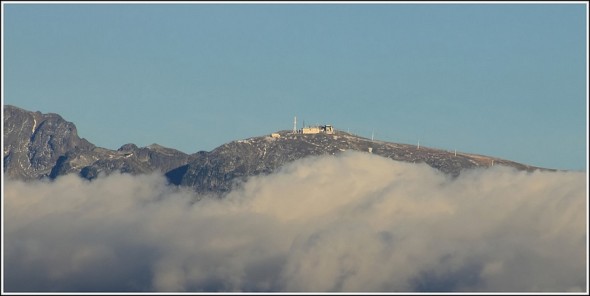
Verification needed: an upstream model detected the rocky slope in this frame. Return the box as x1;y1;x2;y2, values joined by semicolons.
166;130;540;193
3;105;193;181
3;105;543;194
3;105;95;179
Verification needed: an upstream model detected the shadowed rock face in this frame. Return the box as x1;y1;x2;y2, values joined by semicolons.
3;105;95;179
3;105;545;194
3;105;192;181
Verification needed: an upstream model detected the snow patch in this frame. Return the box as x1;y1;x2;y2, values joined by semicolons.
31;117;37;135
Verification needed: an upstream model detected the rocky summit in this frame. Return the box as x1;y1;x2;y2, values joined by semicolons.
3;105;543;194
3;105;192;181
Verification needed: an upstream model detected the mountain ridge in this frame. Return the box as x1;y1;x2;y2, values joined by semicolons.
3;105;547;194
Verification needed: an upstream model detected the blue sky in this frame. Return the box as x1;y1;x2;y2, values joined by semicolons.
2;2;587;171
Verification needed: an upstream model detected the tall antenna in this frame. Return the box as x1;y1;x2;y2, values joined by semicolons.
293;116;297;133
371;130;374;141
454;149;457;157
417;140;420;150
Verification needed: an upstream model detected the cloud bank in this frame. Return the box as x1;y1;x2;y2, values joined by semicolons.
3;152;587;292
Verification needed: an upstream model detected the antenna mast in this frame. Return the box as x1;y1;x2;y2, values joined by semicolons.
293;116;297;133
371;130;374;141
417;140;420;150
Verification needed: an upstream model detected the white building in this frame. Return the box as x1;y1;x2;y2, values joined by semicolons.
300;125;334;134
301;126;321;134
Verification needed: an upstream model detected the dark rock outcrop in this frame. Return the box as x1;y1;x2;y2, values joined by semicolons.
3;105;94;179
3;105;192;181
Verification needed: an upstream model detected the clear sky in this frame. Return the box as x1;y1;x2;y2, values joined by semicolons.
2;2;587;171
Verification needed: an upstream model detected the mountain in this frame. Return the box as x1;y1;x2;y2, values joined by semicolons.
3;105;95;179
3;105;544;194
166;130;541;193
3;105;193;180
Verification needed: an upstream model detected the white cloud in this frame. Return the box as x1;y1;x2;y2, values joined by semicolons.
3;152;587;292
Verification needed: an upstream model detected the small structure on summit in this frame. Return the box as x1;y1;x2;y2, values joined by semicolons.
292;116;335;134
301;125;334;134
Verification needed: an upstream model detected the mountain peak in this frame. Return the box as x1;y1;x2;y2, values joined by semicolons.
167;127;544;194
118;143;139;151
4;105;546;193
